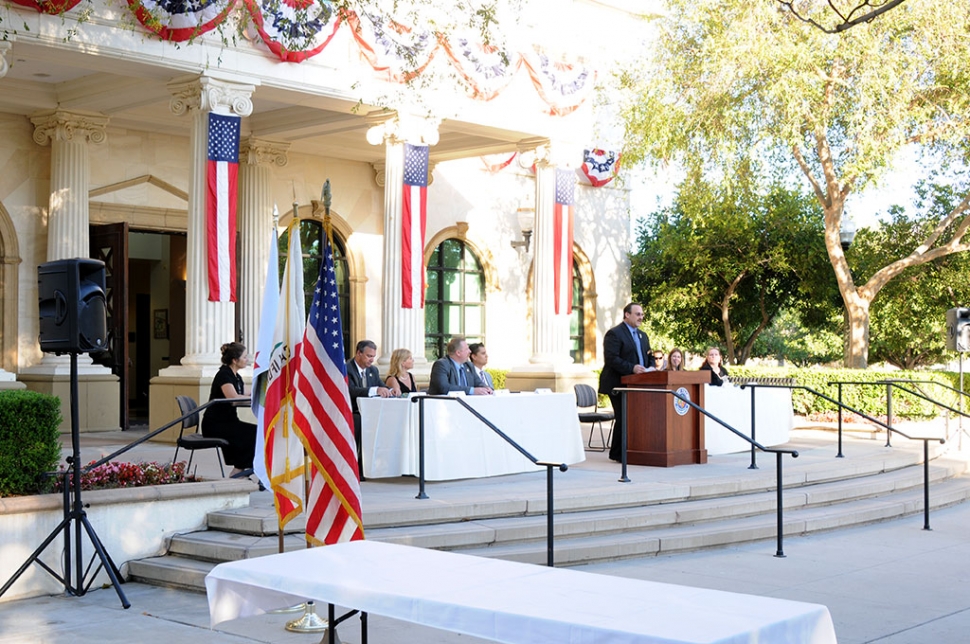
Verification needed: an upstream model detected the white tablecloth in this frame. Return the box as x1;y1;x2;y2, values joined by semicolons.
359;393;585;480
703;384;795;455
206;541;837;644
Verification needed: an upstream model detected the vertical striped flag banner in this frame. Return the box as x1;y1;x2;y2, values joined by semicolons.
259;221;307;526
401;142;429;309
293;230;365;545
251;225;280;490
206;112;240;302
553;168;575;315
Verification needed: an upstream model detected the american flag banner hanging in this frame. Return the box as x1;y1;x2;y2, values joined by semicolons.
553;168;575;315
206;112;240;302
401;143;429;309
293;233;365;545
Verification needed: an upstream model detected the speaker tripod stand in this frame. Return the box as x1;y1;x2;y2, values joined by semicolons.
0;351;129;608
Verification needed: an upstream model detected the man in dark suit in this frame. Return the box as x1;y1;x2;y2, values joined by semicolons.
599;303;655;462
428;336;493;396
468;342;495;389
346;340;391;478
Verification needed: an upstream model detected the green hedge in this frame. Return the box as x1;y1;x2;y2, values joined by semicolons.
0;390;62;496
729;367;958;419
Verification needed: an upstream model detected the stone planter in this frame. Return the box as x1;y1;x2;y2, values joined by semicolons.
0;479;253;603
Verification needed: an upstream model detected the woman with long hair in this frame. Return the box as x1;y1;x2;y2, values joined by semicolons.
201;342;256;477
385;348;417;397
666;348;685;371
698;346;729;386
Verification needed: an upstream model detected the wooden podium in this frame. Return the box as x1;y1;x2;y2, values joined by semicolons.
619;371;710;467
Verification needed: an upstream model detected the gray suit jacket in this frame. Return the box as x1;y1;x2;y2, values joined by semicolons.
427;356;484;395
346;358;383;412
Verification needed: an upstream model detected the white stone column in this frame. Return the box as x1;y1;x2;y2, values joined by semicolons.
31;110;109;261
366;113;439;367
165;75;256;374
529;149;573;367
29;109;111;374
238;137;288;349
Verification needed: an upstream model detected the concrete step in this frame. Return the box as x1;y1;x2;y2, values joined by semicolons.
127;555;216;592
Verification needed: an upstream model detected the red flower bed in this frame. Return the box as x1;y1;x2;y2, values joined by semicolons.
55;461;199;491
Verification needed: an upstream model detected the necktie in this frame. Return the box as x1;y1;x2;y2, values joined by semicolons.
458;366;467;388
631;329;644;366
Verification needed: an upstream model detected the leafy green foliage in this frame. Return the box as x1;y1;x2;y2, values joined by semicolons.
0;390;62;497
632;173;837;364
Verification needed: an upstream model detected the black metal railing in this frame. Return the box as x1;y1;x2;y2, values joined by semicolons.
614;387;799;557
410;395;568;567
745;382;946;530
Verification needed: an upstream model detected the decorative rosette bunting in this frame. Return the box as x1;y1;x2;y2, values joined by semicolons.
439;33;521;101
243;0;341;63
579;148;621;187
345;10;437;83
479;152;517;173
128;0;235;41
8;0;82;13
521;45;596;116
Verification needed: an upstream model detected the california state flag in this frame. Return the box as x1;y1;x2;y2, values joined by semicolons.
257;220;307;526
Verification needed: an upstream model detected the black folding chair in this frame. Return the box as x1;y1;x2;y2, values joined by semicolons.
173;395;228;477
574;384;615;452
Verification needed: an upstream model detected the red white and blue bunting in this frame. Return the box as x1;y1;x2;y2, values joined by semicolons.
243;0;341;63
521;45;596;117
579;149;621;187
346;10;438;83
127;0;234;41
440;34;521;101
9;0;81;14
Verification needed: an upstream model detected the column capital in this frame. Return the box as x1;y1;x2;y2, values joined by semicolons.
365;110;440;147
30;109;109;147
240;137;289;167
0;39;13;79
516;138;580;170
371;160;436;188
168;75;256;117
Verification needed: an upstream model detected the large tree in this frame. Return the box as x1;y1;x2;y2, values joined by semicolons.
853;182;970;369
632;172;835;364
618;0;970;368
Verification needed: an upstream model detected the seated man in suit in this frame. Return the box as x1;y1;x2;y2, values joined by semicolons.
468;342;495;389
345;340;392;478
428;336;493;396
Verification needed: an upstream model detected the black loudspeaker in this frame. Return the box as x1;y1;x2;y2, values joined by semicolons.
946;307;970;352
38;258;108;354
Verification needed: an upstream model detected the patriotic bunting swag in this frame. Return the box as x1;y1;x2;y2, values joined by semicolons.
243;0;342;63
128;0;234;41
259;222;308;527
440;34;521;101
401;143;429;309
347;11;438;83
580;149;622;187
293;232;364;545
553;168;575;315
522;46;597;117
9;0;82;13
206;112;240;303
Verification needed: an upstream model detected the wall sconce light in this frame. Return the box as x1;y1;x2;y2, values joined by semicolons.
511;207;535;253
840;214;856;251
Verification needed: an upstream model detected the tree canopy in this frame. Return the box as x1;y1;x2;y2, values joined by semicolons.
618;0;970;367
632;172;835;364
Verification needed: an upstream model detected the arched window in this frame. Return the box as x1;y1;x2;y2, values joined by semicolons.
279;220;351;360
424;239;485;360
569;260;585;364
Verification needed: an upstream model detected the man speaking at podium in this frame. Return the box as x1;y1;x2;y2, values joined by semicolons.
599;303;655;462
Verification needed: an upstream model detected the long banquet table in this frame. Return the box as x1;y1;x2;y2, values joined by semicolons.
703;384;795;455
358;392;585;480
206;541;838;644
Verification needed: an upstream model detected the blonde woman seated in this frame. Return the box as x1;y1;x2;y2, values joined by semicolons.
385;348;418;397
666;348;685;371
699;346;729;386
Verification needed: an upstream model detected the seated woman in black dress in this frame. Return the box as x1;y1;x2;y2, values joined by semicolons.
698;346;729;386
385;348;417;397
202;342;256;478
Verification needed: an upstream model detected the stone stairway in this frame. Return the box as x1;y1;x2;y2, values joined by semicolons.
128;432;970;592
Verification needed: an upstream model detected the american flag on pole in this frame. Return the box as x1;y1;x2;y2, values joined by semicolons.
553;168;575;315
293;232;364;545
206;112;240;302
259;222;307;526
401;142;429;309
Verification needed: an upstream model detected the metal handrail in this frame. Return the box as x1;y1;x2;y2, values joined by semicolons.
81;397;250;473
746;382;945;530
615;387;798;557
410;395;568;567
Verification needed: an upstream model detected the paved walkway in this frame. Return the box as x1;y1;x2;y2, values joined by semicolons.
0;422;967;643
